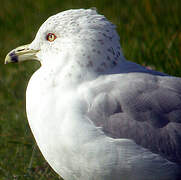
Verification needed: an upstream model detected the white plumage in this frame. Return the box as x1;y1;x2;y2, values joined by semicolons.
5;9;181;180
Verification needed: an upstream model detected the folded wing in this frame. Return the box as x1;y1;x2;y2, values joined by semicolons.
85;72;181;165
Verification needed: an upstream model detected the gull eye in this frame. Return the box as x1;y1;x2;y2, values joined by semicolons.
46;33;56;42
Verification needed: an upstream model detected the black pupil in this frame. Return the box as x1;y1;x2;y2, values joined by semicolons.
47;33;54;40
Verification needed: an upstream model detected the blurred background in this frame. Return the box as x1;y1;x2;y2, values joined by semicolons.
0;0;180;179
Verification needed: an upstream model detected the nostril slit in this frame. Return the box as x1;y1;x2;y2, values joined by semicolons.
17;48;25;52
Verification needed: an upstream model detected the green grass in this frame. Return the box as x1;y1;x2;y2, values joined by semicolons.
0;0;180;179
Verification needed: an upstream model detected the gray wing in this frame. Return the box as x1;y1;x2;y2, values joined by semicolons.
85;72;181;165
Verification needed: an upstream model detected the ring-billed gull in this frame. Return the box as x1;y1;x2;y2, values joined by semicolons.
5;9;181;180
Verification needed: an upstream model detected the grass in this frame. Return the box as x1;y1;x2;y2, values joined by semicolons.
0;0;180;179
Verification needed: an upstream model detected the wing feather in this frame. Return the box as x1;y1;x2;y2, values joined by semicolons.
84;73;181;164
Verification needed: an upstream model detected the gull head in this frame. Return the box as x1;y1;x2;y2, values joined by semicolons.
5;9;124;74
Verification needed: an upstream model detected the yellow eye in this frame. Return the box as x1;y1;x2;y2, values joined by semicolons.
46;33;56;42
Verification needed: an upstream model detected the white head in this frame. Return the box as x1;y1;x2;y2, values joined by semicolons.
5;9;125;77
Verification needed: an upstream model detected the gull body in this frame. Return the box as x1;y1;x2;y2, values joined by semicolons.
5;9;181;180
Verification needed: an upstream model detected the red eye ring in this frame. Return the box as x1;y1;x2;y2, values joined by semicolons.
46;33;56;42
